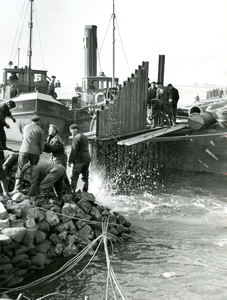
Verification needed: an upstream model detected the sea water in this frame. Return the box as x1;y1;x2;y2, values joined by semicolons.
16;170;227;300
6;85;227;300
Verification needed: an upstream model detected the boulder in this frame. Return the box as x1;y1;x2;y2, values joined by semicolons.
2;227;27;243
45;210;59;226
63;244;78;257
0;202;8;219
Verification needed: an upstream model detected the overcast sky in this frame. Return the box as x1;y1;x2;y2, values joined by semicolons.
0;0;226;97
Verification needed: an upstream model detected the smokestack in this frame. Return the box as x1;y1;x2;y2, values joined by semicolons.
84;25;97;77
157;55;165;85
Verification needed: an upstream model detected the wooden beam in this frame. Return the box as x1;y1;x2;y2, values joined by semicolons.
146;131;227;142
117;124;188;146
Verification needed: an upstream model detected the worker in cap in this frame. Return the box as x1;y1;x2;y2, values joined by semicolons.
68;124;91;193
10;115;44;194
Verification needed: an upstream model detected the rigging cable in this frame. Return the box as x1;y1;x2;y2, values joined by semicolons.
115;17;131;75
34;2;46;70
98;15;112;73
11;0;28;66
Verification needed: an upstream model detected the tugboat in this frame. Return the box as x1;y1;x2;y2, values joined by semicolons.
0;0;69;142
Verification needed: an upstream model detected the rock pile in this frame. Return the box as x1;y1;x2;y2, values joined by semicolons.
0;191;133;288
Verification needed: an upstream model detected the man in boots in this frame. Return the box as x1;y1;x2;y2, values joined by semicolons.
68;124;91;193
21;163;65;202
11;115;44;194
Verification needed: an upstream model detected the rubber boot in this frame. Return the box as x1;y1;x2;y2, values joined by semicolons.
82;180;88;193
0;177;10;197
10;178;22;195
71;179;78;194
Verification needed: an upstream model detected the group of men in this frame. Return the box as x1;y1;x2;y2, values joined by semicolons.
0;100;91;204
147;81;180;128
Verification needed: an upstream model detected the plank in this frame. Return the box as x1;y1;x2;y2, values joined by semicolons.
117;124;188;146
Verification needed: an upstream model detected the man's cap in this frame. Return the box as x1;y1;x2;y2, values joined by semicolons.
156;81;161;85
69;124;79;130
167;83;173;87
8;100;16;108
151;81;156;84
51;76;56;78
22;163;31;173
30;116;40;122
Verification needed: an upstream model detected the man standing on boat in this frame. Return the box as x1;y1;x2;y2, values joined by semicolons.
12;116;44;193
167;84;179;126
0;100;16;150
147;81;157;121
68;124;91;193
47;75;57;98
156;82;173;126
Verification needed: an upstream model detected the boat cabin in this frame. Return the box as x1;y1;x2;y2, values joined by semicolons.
0;67;52;100
80;74;119;106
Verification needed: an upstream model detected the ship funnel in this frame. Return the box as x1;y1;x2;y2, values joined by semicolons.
84;25;97;77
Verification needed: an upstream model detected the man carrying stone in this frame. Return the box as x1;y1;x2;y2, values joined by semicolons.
21;163;65;202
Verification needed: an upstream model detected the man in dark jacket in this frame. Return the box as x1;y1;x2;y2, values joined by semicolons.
0;100;16;150
68;124;91;193
147;81;157;119
168;84;179;125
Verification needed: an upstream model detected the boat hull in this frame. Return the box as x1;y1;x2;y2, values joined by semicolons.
3;92;70;142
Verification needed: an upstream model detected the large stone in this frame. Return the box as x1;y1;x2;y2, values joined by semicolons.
10;219;24;227
30;252;46;267
52;220;76;233
65;233;82;245
6;203;22;217
0;254;10;264
2;227;27;243
20;229;37;245
46;245;57;259
58;231;68;242
45;210;59;226
81;192;95;203
11;192;27;203
17;259;31;269
63;244;79;257
7;276;24;287
61;203;78;222
8;213;17;222
35;240;51;254
24;218;37;229
37;220;50;233
0;202;8;219
21;206;39;220
78;224;94;240
0;219;10;228
55;243;64;256
14;245;29;256
77;199;93;214
34;230;46;244
49;233;61;245
11;253;29;264
89;206;102;221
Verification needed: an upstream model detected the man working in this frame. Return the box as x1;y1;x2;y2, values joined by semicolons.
21;163;65;201
12;115;44;193
68;124;91;193
0;100;16;150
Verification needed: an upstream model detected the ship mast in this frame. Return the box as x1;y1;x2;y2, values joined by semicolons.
27;0;34;91
112;0;115;87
